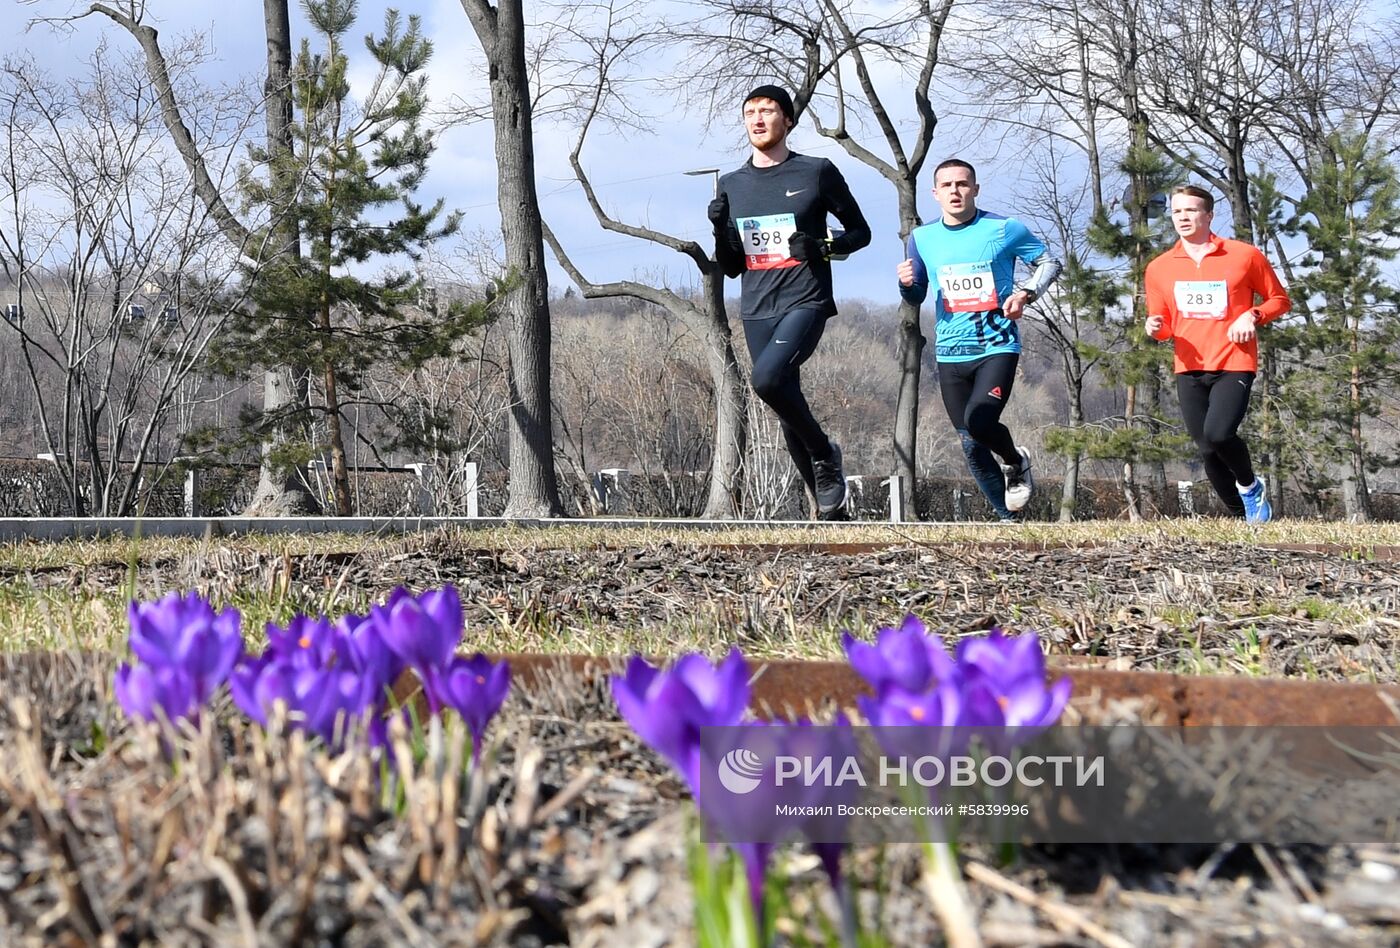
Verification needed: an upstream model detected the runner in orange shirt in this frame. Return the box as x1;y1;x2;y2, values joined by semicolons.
1144;185;1290;521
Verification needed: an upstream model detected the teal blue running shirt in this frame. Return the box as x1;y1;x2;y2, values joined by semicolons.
900;210;1048;363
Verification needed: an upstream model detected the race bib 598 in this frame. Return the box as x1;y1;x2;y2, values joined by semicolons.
741;214;798;270
937;261;999;313
1173;280;1228;320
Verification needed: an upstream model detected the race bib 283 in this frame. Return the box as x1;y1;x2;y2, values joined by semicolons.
1173;280;1228;320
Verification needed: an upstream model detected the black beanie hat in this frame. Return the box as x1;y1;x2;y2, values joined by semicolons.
744;84;795;122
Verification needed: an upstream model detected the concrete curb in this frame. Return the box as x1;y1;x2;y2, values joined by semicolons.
0;517;1016;542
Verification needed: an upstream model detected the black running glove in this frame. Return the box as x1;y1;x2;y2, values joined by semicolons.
707;195;730;233
788;231;830;262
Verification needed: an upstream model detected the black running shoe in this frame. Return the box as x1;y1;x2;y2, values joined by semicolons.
812;441;847;515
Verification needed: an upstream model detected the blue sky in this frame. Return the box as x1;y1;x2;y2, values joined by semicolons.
8;1;1097;304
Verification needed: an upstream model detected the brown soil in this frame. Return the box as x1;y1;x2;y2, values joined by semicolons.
2;533;1398;945
21;531;1396;682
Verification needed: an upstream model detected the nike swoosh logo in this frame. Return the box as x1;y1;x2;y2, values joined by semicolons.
774;339;789;345
785;189;806;197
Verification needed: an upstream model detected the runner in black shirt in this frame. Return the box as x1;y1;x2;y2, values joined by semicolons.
708;85;871;519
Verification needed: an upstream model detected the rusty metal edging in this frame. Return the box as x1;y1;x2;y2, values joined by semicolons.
489;653;1400;727
3;649;1395;727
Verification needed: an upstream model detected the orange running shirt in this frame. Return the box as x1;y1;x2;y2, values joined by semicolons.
1144;235;1290;373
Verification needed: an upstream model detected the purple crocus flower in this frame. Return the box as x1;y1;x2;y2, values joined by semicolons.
229;652;286;726
611;648;749;794
232;612;392;746
370;586;463;682
425;653;511;760
127;591;243;704
116;591;243;724
264;614;340;669
697;716;862;935
955;627;1072;738
342;612;406;704
857;680;961;729
114;662;197;724
845;615;969;763
858;676;967;763
842;614;958;697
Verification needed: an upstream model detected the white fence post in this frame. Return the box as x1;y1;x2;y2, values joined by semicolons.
1177;480;1195;517
886;475;905;523
184;468;201;518
952;487;967;522
600;468;629;516
464;459;481;518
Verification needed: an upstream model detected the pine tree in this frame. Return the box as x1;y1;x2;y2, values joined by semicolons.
1038;242;1124;520
1075;142;1188;518
225;0;484;514
1284;129;1400;520
1244;170;1311;513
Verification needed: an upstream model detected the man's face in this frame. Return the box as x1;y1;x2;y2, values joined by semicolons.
934;166;979;219
1171;194;1213;240
744;98;792;150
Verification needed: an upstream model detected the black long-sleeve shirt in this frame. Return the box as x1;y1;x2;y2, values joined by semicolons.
715;153;871;320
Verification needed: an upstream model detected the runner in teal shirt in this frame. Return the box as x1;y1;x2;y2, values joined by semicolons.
900;210;1049;362
898;159;1061;518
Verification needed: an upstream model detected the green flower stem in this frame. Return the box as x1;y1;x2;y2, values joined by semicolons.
921;840;982;948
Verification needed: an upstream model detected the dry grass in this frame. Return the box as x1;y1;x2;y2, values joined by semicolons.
4;517;1400;571
0;520;1397;685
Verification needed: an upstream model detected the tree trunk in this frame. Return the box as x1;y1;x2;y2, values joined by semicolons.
1122;57;1149;524
892;299;925;520
1345;325;1371;521
1059;381;1084;522
1257;344;1281;514
1122;382;1141;521
319;299;353;516
462;0;561;517
892;185;925;520
1141;368;1167;506
245;0;317;515
701;271;747;518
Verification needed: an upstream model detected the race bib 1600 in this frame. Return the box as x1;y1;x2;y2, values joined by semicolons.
1173;280;1228;320
937;261;999;313
741;214;798;270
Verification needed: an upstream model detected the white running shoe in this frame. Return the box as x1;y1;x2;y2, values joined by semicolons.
1002;446;1034;512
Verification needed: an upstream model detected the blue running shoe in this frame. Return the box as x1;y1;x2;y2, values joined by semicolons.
1238;477;1272;523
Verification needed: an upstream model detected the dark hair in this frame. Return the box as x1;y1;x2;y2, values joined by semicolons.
934;158;977;183
1171;184;1215;212
744;85;795;123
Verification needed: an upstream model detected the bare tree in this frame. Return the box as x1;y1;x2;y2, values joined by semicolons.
539;0;748;518
31;1;321;514
0;50;244;514
458;0;564;517
960;0;1190;519
1016;150;1119;520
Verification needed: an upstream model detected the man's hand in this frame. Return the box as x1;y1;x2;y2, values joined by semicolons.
1145;314;1166;337
897;258;917;286
1227;310;1257;344
1004;290;1033;320
788;231;828;262
707;195;730;232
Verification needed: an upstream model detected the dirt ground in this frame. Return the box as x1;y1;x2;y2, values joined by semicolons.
1;529;1398;945
15;530;1396;682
